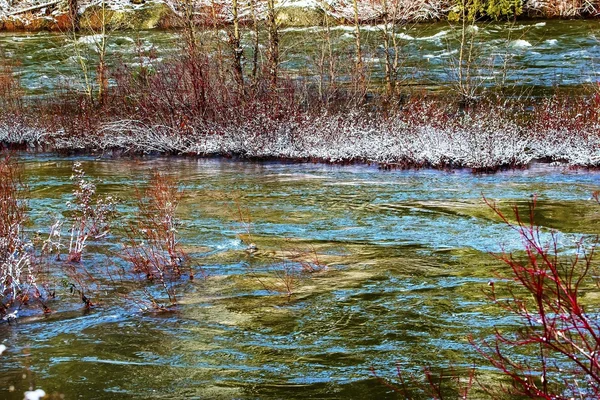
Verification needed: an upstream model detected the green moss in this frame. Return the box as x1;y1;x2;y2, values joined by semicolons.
449;0;522;21
485;0;522;20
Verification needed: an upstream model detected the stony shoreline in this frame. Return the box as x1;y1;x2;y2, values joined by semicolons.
0;0;599;32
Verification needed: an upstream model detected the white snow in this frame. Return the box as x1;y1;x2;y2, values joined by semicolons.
24;389;46;400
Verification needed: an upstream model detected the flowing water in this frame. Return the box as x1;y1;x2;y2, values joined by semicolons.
1;19;599;96
0;156;599;398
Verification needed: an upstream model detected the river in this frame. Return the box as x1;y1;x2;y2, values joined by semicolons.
0;20;599;96
0;156;598;398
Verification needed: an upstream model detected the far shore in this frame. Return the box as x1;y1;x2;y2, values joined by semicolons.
1;0;600;32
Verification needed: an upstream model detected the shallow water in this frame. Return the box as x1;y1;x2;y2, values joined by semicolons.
0;156;598;398
1;20;599;95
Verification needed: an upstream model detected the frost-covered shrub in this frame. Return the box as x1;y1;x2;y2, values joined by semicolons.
0;156;45;319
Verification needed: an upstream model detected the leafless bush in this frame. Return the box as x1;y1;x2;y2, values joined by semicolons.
66;162;117;263
123;172;189;310
472;196;600;398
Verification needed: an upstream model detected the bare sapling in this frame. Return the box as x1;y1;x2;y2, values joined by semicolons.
268;261;300;299
176;0;207;113
246;259;302;300
229;0;245;94
249;0;261;88
70;29;94;103
317;11;337;104
0;56;23;109
233;203;326;300
457;5;477;104
96;0;108;104
210;0;226;92
449;0;482;106
352;0;366;101
282;241;326;274
68;0;79;31
381;0;394;97
381;0;408;99
68;0;110;105
266;0;279;89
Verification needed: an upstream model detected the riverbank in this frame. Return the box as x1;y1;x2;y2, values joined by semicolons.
0;0;599;32
3;91;600;171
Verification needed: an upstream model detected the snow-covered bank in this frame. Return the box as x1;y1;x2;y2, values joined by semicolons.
3;112;599;170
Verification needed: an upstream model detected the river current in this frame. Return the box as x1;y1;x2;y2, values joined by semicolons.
0;156;598;398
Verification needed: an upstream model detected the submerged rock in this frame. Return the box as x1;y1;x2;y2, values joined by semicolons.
0;0;176;31
246;243;258;254
79;1;175;30
276;5;329;27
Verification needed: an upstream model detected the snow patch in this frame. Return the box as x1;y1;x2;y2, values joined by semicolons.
511;39;532;48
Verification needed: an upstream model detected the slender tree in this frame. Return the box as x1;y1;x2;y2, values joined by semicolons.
211;0;225;90
96;0;108;104
382;0;393;97
229;0;245;92
317;12;336;103
249;0;260;87
181;0;206;113
352;0;365;98
266;0;279;89
455;0;479;104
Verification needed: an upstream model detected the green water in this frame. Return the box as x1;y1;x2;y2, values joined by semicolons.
0;156;598;398
1;19;599;96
